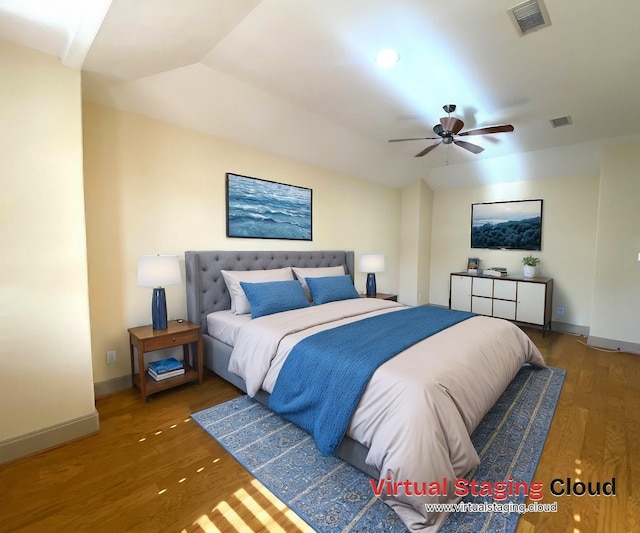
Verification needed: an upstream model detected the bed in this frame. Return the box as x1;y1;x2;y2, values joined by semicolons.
185;250;546;532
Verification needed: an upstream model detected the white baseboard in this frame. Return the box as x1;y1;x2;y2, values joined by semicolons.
551;321;590;337
0;410;100;465
94;375;132;398
587;335;640;354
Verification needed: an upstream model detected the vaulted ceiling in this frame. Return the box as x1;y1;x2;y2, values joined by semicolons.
2;0;639;189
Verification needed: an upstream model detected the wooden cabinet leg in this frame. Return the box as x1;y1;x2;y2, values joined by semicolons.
137;340;147;401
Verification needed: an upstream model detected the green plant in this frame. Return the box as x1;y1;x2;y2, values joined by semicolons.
522;255;541;266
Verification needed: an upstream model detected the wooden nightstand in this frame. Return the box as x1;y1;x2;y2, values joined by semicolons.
363;293;398;302
128;320;203;401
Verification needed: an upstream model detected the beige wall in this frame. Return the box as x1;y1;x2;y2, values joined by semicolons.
429;174;600;330
0;41;96;449
418;181;434;306
399;182;420;305
590;140;640;345
82;102;401;385
399;180;433;306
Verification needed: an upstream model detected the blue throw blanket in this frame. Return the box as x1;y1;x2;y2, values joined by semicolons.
269;305;475;455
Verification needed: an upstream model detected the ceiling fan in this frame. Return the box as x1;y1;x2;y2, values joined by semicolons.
389;104;514;157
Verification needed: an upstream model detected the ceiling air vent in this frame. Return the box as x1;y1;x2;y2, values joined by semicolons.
509;0;551;36
550;115;572;128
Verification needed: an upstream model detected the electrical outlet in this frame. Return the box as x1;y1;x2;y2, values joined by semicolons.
556;307;565;316
106;350;117;365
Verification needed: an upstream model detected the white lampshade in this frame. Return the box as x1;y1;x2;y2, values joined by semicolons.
137;255;181;287
358;254;385;273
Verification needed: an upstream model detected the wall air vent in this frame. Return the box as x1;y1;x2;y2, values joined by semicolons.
550;115;572;128
509;0;551;36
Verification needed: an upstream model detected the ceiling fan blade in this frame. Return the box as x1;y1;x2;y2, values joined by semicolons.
415;142;441;157
389;137;440;142
453;139;484;154
458;124;514;136
440;117;464;134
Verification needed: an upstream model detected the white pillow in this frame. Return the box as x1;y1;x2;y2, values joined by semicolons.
221;267;293;315
292;265;346;301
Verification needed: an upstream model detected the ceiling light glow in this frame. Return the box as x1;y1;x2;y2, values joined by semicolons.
375;49;400;69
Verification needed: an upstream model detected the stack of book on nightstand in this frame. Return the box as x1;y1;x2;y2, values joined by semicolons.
148;357;185;381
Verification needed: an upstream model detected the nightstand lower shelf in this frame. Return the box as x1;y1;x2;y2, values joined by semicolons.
132;366;200;396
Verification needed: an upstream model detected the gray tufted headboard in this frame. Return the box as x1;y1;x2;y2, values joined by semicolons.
185;250;355;335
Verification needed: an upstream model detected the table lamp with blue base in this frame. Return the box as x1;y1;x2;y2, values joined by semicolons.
137;254;182;330
358;254;385;297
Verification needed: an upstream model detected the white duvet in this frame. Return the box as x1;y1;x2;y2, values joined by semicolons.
228;298;546;532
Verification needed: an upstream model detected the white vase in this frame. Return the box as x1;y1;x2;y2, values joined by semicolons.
523;265;536;279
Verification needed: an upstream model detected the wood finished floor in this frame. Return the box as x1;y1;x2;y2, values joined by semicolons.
1;328;638;533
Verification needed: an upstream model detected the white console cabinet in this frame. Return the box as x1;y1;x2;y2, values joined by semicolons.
449;272;553;335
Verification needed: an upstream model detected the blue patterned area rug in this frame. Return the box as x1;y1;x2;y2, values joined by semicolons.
192;365;565;533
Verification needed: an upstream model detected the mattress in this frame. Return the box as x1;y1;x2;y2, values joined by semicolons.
206;310;251;346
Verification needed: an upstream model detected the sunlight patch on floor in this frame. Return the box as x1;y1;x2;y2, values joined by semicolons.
192;515;221;532
184;477;314;532
235;488;286;532
250;479;314;532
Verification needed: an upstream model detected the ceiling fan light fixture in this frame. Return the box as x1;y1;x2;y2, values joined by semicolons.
375;49;400;69
388;104;514;158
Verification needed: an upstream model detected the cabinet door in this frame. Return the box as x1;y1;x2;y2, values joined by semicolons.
494;279;516;301
472;296;493;316
493;299;516;320
516;282;546;325
450;275;472;312
472;277;493;297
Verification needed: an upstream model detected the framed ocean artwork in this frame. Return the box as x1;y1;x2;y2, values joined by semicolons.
226;173;312;241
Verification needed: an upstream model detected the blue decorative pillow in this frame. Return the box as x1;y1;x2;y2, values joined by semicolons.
306;275;360;305
240;280;310;318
